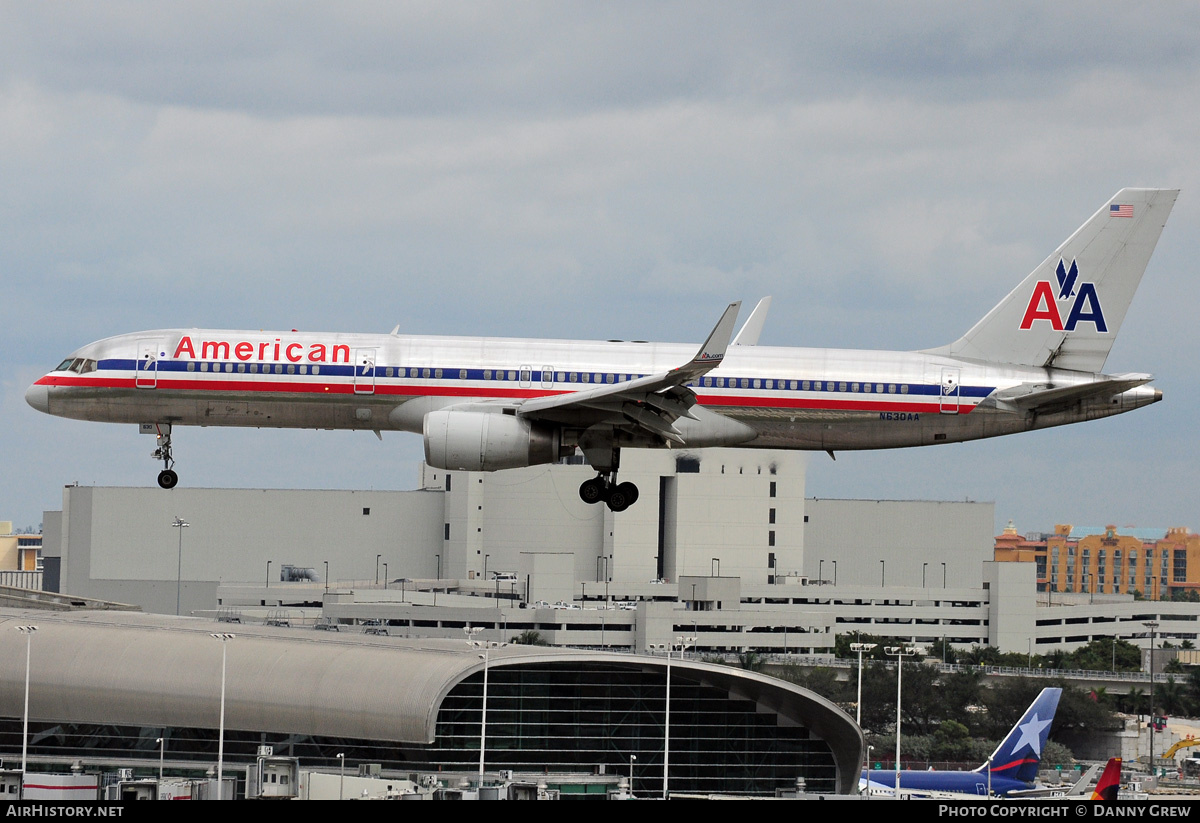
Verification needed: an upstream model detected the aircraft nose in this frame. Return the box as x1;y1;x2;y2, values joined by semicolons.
25;382;49;413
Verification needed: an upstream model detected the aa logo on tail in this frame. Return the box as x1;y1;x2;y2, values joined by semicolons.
1019;259;1108;332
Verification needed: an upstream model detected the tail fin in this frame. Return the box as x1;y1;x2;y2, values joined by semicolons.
976;687;1062;784
926;189;1178;372
1091;757;1122;802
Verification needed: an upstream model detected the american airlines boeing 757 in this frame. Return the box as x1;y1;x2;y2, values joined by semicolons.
26;188;1176;511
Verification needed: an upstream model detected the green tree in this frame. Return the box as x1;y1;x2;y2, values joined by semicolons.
511;629;548;645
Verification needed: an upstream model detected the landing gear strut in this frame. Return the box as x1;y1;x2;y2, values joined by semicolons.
152;424;178;490
578;474;639;512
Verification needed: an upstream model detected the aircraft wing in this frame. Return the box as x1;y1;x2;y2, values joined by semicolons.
989;373;1153;415
515;302;741;444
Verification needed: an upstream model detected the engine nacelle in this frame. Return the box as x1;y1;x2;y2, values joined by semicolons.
424;410;561;471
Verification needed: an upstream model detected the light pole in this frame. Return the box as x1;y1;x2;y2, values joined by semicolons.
832;560;837;587
850;642;877;725
337;752;345;800
711;558;719;577
464;625;495;778
383;563;388;591
941;562;947;588
484;554;490;580
922;563;928;588
324;560;329;593
435;553;441;580
885;645;917;797
156;737;164;782
1145;620;1159;771
662;635;696;800
629;754;637;798
880;560;885;587
864;743;873;800
265;560;271;590
17;625;36;794
987;754;993;797
172;517;189;616
375;554;381;585
819;559;824;586
210;632;234;798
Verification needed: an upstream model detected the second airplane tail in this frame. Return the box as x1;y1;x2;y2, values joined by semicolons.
975;687;1062;785
926;188;1177;373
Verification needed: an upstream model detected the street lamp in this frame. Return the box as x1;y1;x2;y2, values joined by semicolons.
941;562;947;588
1145;620;1160;771
171;517;189;616
885;645;918;797
832;560;837;587
922;562;928;588
850;642;877;725
210;633;235;798
156;737;164;782
265;560;271;590
880;560;885;587
375;555;381;585
17;625;36;793
629;754;637;799
819;559;824;586
324;560;329;593
464;626;496;778
663;635;696;800
337;752;345;800
864;743;874;800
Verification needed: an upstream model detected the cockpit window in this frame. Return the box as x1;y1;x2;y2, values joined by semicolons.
55;358;98;374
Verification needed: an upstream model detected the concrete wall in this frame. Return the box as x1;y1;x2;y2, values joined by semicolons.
803;498;993;588
45;485;444;615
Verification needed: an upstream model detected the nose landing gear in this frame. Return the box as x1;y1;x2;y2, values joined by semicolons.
152;424;178;490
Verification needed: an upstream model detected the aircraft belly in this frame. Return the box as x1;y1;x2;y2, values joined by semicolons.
50;388;396;430
732;406;1026;450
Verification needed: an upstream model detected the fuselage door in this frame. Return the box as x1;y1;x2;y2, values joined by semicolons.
135;339;163;389
354;349;377;395
940;368;960;414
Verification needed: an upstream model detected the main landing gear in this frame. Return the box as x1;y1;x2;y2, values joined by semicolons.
152;424;179;490
579;474;639;513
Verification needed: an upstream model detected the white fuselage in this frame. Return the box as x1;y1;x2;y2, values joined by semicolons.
28;328;1159;452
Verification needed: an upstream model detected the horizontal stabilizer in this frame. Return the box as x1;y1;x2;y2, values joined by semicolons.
991;374;1152;414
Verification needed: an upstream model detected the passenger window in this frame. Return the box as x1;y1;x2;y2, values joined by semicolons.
300;365;308;375
200;362;209;372
249;364;258;374
838;382;847;392
312;365;320;375
435;368;443;379
862;383;871;393
508;370;517;381
237;364;245;373
570;372;578;382
752;379;761;389
483;369;492;379
225;363;233;373
581;373;590;383
801;381;809;391
888;384;896;393
459;369;467;379
187;362;196;372
385;367;393;377
765;379;773;389
606;373;614;383
901;385;909;394
287;364;295;374
556;372;565;382
876;384;884;393
274;364;283;374
851;383;859;392
740;378;749;389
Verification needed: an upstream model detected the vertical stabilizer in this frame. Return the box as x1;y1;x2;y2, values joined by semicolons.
976;687;1062;784
926;189;1177;372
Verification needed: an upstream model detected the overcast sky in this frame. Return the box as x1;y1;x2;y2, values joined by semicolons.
3;3;1199;535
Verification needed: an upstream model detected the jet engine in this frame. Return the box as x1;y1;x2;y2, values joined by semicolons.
423;409;562;471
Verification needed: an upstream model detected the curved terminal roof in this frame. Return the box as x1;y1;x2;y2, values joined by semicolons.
0;608;863;793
